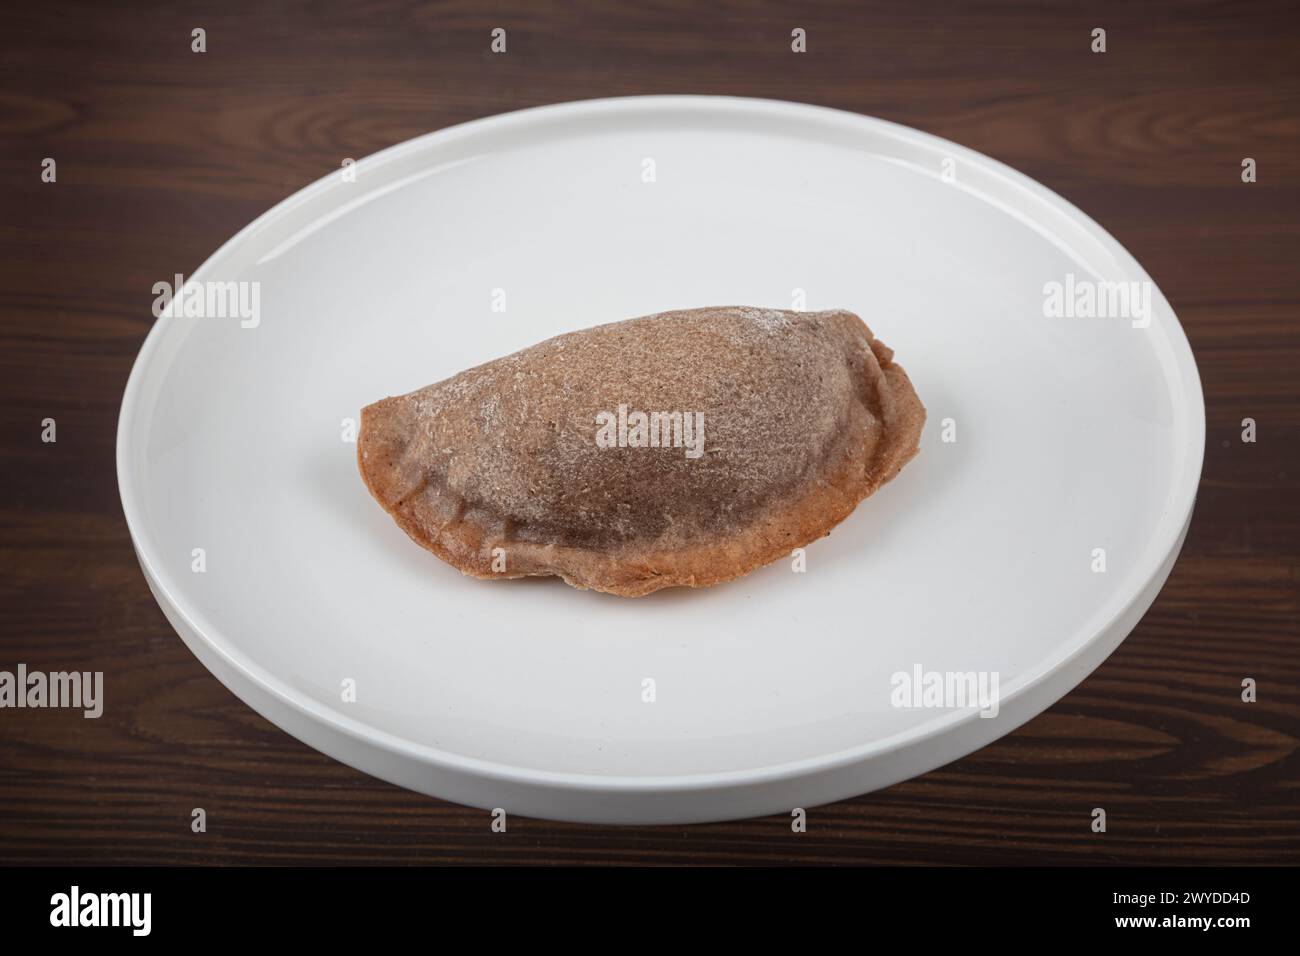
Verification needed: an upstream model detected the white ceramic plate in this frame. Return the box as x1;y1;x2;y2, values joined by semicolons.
117;96;1204;824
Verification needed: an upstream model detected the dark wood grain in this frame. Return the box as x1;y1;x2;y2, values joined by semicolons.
1;0;1297;865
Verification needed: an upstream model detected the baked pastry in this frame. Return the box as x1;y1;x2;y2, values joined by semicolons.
358;307;924;596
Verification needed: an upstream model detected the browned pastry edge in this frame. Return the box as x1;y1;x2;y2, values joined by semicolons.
358;327;925;598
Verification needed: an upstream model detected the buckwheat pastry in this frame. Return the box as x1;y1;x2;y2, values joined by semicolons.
358;307;924;596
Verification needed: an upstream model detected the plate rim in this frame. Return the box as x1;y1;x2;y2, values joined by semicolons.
116;94;1206;804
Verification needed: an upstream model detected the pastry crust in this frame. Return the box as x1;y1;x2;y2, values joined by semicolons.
358;307;925;596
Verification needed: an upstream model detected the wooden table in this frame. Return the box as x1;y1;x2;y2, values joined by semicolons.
2;0;1296;865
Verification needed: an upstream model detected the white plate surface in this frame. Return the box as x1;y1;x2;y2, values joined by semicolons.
118;96;1204;824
